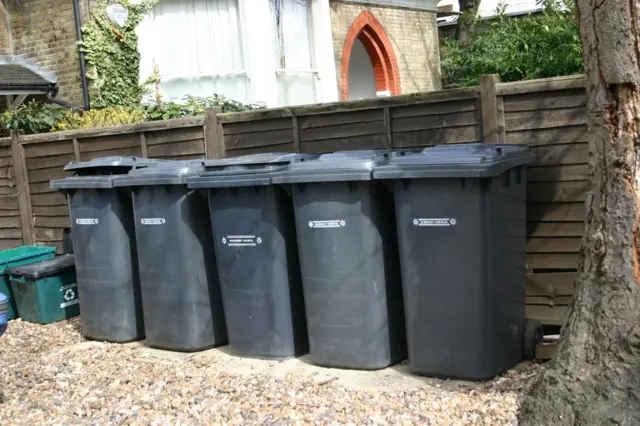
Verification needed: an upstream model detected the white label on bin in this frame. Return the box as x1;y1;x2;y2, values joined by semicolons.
412;218;457;227
76;218;98;225
221;235;262;247
60;284;79;308
141;218;166;225
308;220;346;229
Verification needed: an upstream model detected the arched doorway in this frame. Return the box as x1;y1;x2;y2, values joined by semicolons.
341;11;401;100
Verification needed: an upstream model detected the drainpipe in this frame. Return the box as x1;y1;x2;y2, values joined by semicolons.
72;0;90;110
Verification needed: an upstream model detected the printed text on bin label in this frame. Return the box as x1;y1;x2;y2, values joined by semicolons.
221;235;262;247
412;218;457;227
141;218;166;225
308;220;346;229
76;218;98;225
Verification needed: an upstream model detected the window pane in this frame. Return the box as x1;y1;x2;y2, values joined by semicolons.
138;0;248;102
277;73;316;106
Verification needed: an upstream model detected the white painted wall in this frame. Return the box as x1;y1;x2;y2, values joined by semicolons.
347;39;376;100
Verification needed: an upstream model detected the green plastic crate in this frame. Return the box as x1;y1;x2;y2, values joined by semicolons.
0;246;56;320
8;255;79;324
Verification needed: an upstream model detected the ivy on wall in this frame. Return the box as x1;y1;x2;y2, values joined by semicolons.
79;0;157;108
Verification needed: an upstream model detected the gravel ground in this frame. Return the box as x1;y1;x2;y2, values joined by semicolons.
0;318;541;425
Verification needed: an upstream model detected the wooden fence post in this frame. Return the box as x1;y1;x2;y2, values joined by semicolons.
204;107;224;159
480;74;506;143
11;132;34;245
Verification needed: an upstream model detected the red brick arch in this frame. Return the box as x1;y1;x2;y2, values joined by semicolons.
340;11;401;100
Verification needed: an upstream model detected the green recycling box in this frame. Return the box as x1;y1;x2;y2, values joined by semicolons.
8;254;79;324
0;246;56;319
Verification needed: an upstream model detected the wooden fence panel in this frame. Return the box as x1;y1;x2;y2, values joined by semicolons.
0;75;590;325
500;77;587;325
0;142;21;249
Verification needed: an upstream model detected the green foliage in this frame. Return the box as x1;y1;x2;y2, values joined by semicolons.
0;101;71;135
80;0;157;108
441;0;583;86
142;95;265;121
53;107;145;132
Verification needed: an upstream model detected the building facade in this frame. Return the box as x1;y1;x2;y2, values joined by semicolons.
1;0;441;109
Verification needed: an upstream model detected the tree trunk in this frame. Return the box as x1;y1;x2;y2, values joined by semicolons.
455;0;480;48
518;0;640;424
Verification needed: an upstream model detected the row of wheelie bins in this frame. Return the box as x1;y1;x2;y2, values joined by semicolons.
50;143;539;380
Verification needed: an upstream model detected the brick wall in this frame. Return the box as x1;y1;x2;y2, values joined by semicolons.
1;0;93;106
330;1;442;98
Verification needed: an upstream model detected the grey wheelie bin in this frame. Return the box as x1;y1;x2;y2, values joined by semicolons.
187;153;317;359
50;156;159;342
373;143;538;380
113;161;227;352
272;150;407;370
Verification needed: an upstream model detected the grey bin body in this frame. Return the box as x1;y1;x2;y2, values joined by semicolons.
373;143;536;380
50;156;159;343
187;153;317;359
272;150;407;370
113;162;227;352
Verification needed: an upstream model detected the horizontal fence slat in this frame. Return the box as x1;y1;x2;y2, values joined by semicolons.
81;147;142;161
527;222;585;237
503;89;586;112
528;202;585;222
392;110;478;132
0;186;16;196
223;118;292;135
29;181;57;194
526;272;576;297
28;166;71;184
299;109;383;128
299;120;386;142
497;75;585;96
531;143;588;166
144;127;205;145
527;237;582;253
528;164;589;182
225;142;295;156
506;107;586;131
34;215;71;228
506;125;588;146
527;253;579;269
0;239;22;250
528;181;588;202
225;129;294;150
392;126;481;147
78;134;140;154
526;304;568;326
0;228;21;239
391;99;478;118
19;117;204;144
23;141;75;158
526;295;573;306
32;205;69;216
0;216;20;228
301;134;387;153
0;195;18;210
25;153;74;170
147;140;205;157
31;192;67;207
0;209;20;217
34;227;64;241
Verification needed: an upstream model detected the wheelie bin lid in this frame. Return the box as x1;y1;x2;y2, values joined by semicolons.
112;160;207;186
187;153;319;188
372;143;536;179
7;254;75;280
271;149;397;184
50;156;163;190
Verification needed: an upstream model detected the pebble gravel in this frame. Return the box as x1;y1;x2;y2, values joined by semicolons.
0;318;541;425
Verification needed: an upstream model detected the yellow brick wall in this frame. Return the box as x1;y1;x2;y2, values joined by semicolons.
330;1;442;97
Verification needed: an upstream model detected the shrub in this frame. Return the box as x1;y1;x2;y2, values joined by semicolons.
440;0;583;87
143;95;265;121
54;107;145;131
0;101;71;135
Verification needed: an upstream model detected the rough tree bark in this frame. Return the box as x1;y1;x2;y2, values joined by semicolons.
518;0;640;424
455;0;480;48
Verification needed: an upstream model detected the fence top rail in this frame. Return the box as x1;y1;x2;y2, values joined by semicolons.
217;86;481;123
496;74;586;96
2;116;205;146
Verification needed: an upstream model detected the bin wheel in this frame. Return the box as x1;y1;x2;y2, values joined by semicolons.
523;319;543;360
